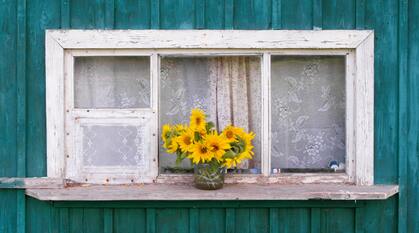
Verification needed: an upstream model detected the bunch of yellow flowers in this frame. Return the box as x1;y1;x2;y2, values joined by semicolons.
162;108;255;169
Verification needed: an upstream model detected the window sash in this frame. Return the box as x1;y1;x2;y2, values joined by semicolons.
46;30;373;185
63;49;355;183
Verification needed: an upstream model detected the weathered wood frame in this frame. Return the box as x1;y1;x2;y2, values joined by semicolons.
46;30;374;185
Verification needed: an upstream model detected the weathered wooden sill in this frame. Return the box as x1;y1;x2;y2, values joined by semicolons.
25;183;398;201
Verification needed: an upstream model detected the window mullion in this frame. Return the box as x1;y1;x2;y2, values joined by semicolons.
261;52;271;176
150;53;159;179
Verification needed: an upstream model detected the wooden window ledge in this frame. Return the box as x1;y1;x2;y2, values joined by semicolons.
25;183;398;201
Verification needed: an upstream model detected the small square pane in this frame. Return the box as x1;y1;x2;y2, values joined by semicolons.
159;56;262;173
80;124;150;168
271;56;346;172
74;56;150;108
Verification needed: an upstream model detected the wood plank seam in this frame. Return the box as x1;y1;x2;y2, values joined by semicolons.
16;1;27;233
397;0;409;233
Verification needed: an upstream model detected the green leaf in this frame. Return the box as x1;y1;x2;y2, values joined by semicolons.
223;150;237;159
206;121;215;132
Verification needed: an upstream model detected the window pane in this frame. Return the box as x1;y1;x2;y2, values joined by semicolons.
80;124;150;168
74;56;150;108
159;56;262;173
271;56;346;172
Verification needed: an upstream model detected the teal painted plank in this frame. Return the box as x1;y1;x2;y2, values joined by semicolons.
104;209;113;233
269;208;279;233
278;208;310;233
363;198;397;233
0;0;17;179
225;208;235;233
16;190;25;233
155;208;188;233
235;208;250;233
54;200;360;208
281;0;313;29
61;0;70;28
204;0;224;29
224;0;233;29
70;0;105;28
355;206;365;233
16;0;26;179
114;209;146;233
160;0;195;29
322;0;355;29
398;1;409;233
83;209;104;233
146;208;156;233
407;1;419;232
189;208;199;233
195;0;205;28
199;208;225;233
69;208;84;233
26;0;61;177
104;0;115;29
271;0;281;29
320;208;355;233
311;208;321;233
0;191;17;233
355;0;365;28
249;208;269;233
26;197;54;233
233;0;271;29
150;0;160;29
16;1;26;233
365;0;399;184
115;0;151;29
312;0;322;29
59;208;69;233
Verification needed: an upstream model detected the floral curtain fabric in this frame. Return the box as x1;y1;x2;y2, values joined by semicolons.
159;56;262;171
271;56;346;169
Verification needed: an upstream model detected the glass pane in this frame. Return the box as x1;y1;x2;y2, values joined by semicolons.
271;56;346;172
74;56;150;108
81;124;149;168
159;56;262;173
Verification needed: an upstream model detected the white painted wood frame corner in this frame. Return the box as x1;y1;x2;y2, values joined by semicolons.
46;30;374;185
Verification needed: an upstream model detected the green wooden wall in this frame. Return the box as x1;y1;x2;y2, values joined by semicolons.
0;0;417;232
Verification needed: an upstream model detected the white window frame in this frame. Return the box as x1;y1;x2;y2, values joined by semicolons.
46;30;374;185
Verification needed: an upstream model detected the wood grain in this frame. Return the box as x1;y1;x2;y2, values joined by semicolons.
26;184;398;201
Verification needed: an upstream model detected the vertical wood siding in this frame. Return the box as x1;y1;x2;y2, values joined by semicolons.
0;0;417;232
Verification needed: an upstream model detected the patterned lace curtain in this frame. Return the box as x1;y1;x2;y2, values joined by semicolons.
159;56;261;171
73;56;151;168
271;56;346;170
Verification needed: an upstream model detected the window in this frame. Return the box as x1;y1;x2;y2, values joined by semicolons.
46;30;374;185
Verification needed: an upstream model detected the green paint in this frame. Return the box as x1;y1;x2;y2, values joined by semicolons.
0;0;418;232
398;1;409;233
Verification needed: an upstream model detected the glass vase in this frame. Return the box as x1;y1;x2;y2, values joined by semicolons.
193;163;225;190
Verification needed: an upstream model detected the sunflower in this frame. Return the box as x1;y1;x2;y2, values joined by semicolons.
223;157;243;169
175;124;187;132
222;125;245;142
237;131;255;159
206;133;231;161
177;129;195;153
161;124;172;145
189;141;213;164
190;108;206;131
166;139;179;154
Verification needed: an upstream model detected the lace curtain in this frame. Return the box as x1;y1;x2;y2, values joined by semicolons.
81;124;148;168
159;56;261;171
271;56;346;169
74;56;150;109
74;57;151;169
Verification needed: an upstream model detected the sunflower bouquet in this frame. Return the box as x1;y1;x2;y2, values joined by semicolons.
162;108;255;189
